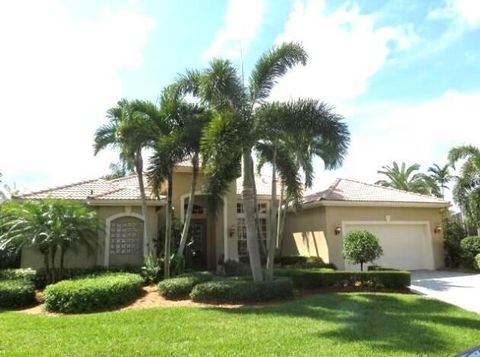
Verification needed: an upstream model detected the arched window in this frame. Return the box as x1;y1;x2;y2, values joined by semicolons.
109;216;143;266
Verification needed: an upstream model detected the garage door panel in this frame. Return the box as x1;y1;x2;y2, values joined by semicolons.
343;223;434;271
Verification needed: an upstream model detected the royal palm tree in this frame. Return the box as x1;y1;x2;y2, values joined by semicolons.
94;99;161;257
448;145;480;231
255;99;350;279
427;163;452;198
178;42;307;281
375;162;430;194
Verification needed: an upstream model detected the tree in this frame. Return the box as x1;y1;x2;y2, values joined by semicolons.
94;99;161;258
342;230;383;271
255;100;350;279
375;162;430;194
102;161;133;180
427;163;452;198
448;145;480;232
178;42;308;281
0;199;98;282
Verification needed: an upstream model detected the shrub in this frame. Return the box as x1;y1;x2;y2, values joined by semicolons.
44;273;144;313
0;279;36;308
141;254;163;284
475;254;480;271
190;278;294;303
157;272;213;300
0;268;36;283
342;230;383;271
367;265;399;271
443;215;467;267
274;256;337;270
275;268;410;289
224;260;251;276
460;236;480;269
275;256;307;266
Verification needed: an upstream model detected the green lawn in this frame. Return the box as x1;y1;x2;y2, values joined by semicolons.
0;293;479;356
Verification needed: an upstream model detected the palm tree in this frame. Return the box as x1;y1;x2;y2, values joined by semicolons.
94;99;161;258
427;163;452;198
255;99;350;279
448;145;480;231
375;162;430;194
178;42;308;281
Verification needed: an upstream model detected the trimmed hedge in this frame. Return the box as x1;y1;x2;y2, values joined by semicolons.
158;272;213;300
367;265;399;272
224;260;251;276
0;268;36;283
0;279;36;308
44;273;144;313
460;236;480;269
275;256;337;270
190;277;294;303
275;268;411;289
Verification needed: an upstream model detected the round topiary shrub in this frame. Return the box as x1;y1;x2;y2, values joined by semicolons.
190;277;294;304
0;279;36;308
158;271;213;300
342;230;383;271
460;236;480;269
44;273;144;313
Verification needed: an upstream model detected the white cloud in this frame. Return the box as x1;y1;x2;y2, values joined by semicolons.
268;0;418;108
429;0;480;29
308;90;480;205
0;0;154;191
203;0;265;60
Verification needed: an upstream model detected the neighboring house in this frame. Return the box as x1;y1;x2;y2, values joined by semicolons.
282;178;449;270
15;164;275;271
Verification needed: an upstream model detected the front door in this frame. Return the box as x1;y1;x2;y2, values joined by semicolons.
187;219;207;270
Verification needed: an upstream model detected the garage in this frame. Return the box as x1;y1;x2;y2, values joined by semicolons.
343;222;435;270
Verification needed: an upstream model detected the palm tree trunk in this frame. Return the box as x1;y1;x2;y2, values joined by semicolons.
50;247;57;283
164;174;173;279
276;193;288;258
252;170;267;257
266;146;277;281
176;153;199;258
242;150;263;282
43;253;50;284
275;181;284;254
60;247;65;279
134;150;150;258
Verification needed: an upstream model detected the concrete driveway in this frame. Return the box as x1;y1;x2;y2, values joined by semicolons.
410;270;480;313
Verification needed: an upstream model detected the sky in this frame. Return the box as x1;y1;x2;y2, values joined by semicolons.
0;0;479;202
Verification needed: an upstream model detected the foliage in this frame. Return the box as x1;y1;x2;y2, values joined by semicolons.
274;256;337;270
475;253;480;271
367;266;399;271
0;268;36;283
141;254;163;284
0;279;35;308
275;268;411;289
342;230;383;271
375;162;430;194
0;199;99;283
223;259;251;276
157;271;213;299
0;247;20;269
44;273;144;313
460;236;480;269
190;277;294;303
442;214;467;267
427;163;452;198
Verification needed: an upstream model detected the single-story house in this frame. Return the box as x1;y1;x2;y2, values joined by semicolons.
15;167;449;271
282;178;449;270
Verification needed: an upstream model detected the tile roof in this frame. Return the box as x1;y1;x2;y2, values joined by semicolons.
236;173;281;196
16;175;162;202
304;178;449;205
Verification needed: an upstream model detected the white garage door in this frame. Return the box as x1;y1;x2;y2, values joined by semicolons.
343;223;434;271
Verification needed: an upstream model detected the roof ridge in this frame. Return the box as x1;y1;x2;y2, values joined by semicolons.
338;178;447;203
15;178;100;198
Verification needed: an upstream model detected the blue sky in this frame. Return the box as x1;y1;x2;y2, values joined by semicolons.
1;0;479;200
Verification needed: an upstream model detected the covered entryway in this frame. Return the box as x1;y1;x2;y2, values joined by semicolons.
343;222;435;270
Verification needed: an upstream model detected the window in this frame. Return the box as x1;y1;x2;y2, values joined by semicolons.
236;202;269;257
110;217;143;256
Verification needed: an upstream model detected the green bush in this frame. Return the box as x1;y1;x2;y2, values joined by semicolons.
274;256;337;270
224;260;251;276
0;279;36;308
275;268;410;289
460;236;480;269
475;253;480;271
141;254;164;284
158;272;213;300
0;268;36;283
190;277;294;303
44;273;144;313
367;265;399;271
443;215;467;267
342;230;383;271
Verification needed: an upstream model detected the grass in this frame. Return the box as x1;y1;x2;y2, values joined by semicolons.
0;293;479;356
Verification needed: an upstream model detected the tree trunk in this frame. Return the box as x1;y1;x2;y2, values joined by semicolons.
266;147;277;280
242;150;263;282
275;181;285;256
134;150;150;258
50;247;57;283
60;247;65;279
360;261;364;272
164;174;173;279
252;169;267;257
43;253;50;284
176;153;199;258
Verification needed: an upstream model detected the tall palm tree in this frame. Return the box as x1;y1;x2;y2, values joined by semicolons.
427;163;452;198
255;99;350;279
448;145;480;231
178;42;307;281
94;99;161;258
375;162;430;194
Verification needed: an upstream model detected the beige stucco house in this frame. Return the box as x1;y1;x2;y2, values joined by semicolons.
283;179;449;270
17;169;449;271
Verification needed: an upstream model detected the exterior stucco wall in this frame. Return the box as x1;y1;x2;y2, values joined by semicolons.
282;204;446;270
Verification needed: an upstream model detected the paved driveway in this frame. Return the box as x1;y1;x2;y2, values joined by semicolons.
410;270;480;313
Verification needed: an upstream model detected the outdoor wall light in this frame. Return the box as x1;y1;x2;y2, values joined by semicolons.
334;226;342;235
434;225;442;234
